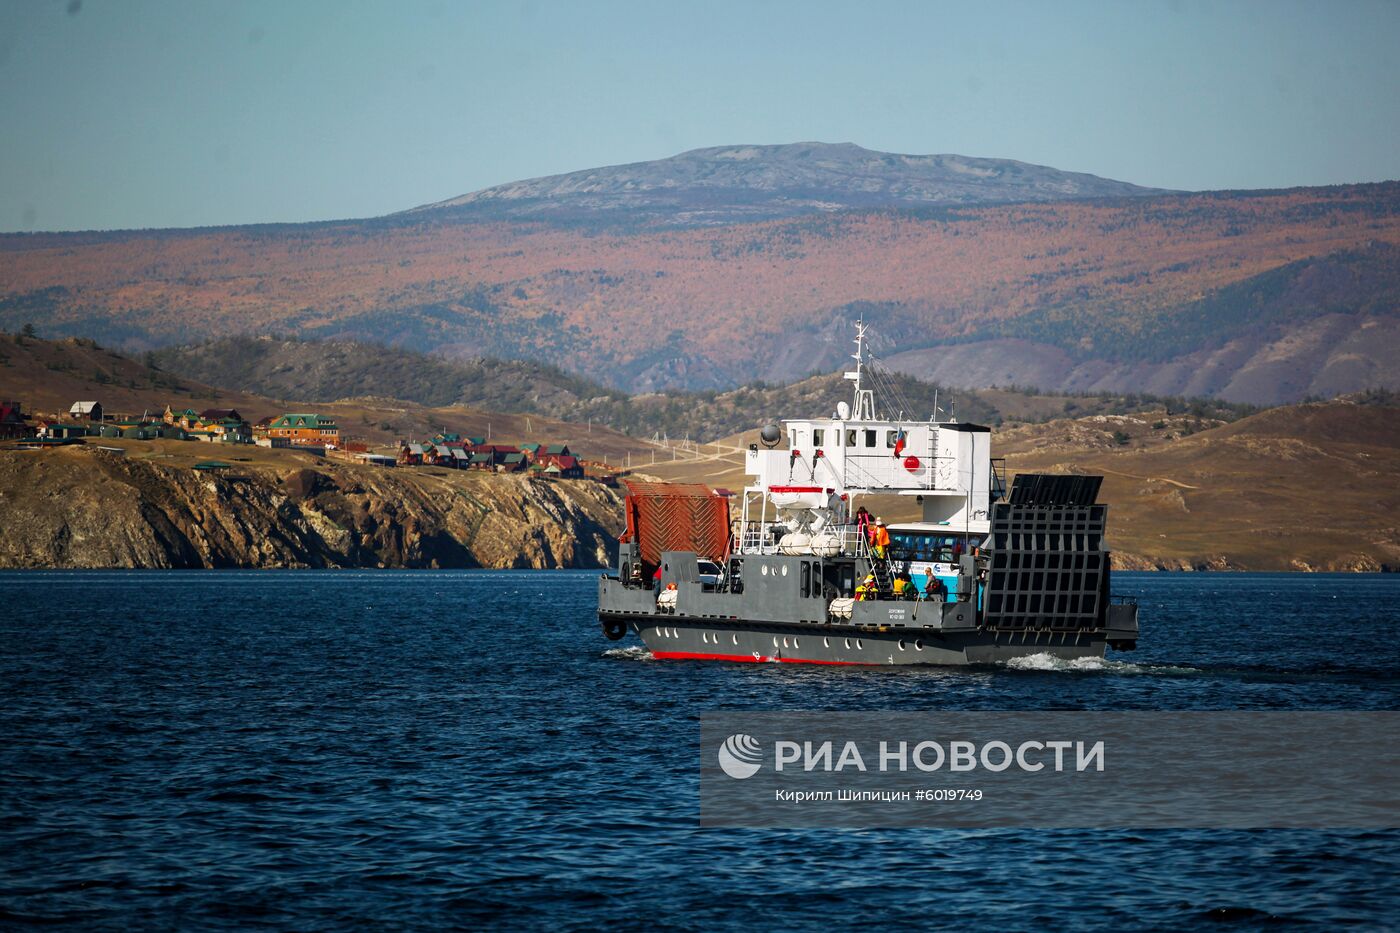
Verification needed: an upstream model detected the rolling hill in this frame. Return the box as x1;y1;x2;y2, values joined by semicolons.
409;142;1170;225
149;335;1258;442
0;335;656;463
2;143;1397;404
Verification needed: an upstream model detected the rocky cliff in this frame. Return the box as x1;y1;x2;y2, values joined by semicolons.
0;446;622;570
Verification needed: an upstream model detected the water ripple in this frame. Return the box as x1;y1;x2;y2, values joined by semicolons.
0;570;1396;929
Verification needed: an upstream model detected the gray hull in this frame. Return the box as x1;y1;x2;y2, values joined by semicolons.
599;566;1134;666
626;614;1109;666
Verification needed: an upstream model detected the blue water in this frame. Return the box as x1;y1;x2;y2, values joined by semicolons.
2;571;1397;930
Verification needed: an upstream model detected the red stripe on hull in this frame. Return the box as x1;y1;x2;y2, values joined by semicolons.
650;650;874;666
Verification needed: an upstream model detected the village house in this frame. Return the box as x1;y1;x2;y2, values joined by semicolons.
0;401;33;439
267;413;340;447
163;406;199;429
162;405;251;442
37;422;92;440
466;444;523;471
531;443;582;477
547;454;584;478
70;401;103;422
529;453;584;479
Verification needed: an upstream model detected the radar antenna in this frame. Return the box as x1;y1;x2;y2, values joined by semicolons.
842;318;877;421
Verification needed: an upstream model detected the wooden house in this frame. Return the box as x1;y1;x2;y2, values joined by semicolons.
0;401;32;439
267;413;340;446
70;401;103;422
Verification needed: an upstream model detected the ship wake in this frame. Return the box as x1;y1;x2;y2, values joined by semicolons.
1002;652;1199;676
601;645;656;662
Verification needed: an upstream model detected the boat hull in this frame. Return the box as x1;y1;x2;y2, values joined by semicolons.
606;613;1109;666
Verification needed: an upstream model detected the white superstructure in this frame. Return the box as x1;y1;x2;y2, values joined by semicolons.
738;321;1001;555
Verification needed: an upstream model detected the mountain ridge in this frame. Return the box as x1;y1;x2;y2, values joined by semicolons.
409;142;1173;225
1;142;1397;405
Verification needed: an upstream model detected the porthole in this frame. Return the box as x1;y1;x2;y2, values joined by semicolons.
732;634;739;645
782;637;790;648
844;638;851;649
773;636;779;648
915;639;925;651
856;639;864;650
898;639;906;651
762;565;770;576
823;637;830;648
793;638;800;649
781;565;789;577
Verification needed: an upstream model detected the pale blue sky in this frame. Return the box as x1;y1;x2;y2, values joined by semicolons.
2;0;1398;232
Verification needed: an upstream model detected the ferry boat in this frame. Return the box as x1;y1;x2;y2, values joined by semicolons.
597;322;1139;665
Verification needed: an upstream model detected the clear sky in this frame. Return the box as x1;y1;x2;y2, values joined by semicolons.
2;0;1398;232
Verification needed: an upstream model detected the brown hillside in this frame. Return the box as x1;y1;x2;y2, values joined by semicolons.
0;336;657;463
3;183;1398;401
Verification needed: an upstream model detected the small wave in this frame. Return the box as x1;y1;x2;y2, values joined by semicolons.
1002;652;1199;676
601;646;654;662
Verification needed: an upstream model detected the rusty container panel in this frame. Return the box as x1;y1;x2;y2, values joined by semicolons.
622;481;730;571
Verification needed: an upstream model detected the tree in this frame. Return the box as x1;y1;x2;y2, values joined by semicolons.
20;322;36;340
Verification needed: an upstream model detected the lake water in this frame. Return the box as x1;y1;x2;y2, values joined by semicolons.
2;571;1397;930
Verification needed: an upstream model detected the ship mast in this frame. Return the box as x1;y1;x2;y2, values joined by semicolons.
844;318;877;421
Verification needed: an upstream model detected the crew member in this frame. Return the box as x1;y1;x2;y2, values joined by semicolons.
924;574;946;602
872;521;891;560
855;574;875;601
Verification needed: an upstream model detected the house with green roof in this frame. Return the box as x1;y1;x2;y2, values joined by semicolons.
268;413;339;446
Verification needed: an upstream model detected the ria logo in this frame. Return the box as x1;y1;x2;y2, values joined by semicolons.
717;733;763;779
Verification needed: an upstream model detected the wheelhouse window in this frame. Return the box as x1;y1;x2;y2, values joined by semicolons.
863;429;876;447
813;428;824;447
886;430;899;448
845;429;857;447
889;531;971;563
